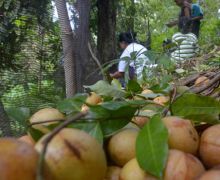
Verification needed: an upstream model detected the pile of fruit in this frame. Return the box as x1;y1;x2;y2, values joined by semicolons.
1;78;220;180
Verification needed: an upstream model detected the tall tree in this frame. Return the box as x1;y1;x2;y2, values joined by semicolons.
73;0;91;92
97;0;118;65
55;0;76;97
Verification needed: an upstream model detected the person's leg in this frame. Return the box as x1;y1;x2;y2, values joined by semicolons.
129;66;136;80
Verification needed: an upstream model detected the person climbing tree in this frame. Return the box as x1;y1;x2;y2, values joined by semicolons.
167;0;203;37
110;32;150;86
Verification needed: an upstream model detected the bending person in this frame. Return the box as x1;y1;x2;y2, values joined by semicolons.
110;32;151;85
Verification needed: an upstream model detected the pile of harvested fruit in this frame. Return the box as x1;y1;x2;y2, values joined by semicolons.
1;79;220;180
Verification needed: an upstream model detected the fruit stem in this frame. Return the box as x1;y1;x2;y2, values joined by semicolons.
162;86;177;117
36;112;87;180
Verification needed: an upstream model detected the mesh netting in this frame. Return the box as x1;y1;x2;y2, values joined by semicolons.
0;68;65;137
0;22;65;137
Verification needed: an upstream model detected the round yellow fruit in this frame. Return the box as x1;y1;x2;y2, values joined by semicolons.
0;138;39;180
198;169;220;180
86;92;102;105
141;89;153;94
153;96;169;106
35;128;107;180
132;116;149;128
29;108;65;134
104;166;121;180
164;150;205;180
199;124;220;168
124;122;140;131
18;135;35;146
162;116;199;155
132;110;154;128
195;76;210;86
108;128;139;166
120;158;157;180
81;104;90;112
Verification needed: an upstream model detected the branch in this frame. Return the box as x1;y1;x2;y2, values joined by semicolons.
36;112;87;180
162;86;177;117
211;89;220;98
191;73;220;93
88;42;104;74
29;119;64;126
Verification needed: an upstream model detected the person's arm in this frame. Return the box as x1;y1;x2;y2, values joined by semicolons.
110;71;124;79
166;20;179;27
110;48;130;79
184;6;191;18
191;16;203;21
167;6;190;27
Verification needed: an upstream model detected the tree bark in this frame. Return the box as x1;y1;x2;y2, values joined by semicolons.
55;0;76;97
73;0;91;92
97;0;118;65
0;100;12;137
128;0;135;32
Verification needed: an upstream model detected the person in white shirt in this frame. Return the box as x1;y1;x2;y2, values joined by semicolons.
110;32;150;82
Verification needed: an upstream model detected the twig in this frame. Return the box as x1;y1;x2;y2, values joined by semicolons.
178;73;202;86
36;112;87;180
162;86;177;117
29;119;65;127
211;89;220;98
202;81;220;96
88;42;105;78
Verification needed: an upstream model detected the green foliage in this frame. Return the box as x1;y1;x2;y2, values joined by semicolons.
136;114;169;178
5;107;30;136
70;122;103;144
117;0;220;52
127;80;142;93
2;80;64;113
0;0;53;70
57;94;88;114
29;127;45;142
85;80;126;99
171;93;220;124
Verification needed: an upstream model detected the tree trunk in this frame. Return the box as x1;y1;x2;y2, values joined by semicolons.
73;0;91;92
97;0;118;65
128;0;135;32
55;0;76;97
0;100;12;137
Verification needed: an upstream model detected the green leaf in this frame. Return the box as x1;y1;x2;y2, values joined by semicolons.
89;123;103;144
137;93;162;99
6;107;30;126
87;101;138;120
28;127;44;142
150;83;172;94
69;122;103;144
111;79;122;89
157;54;175;70
136;114;169;178
171;93;220;124
100;119;129;137
87;101;142;136
85;80;126;99
127;80;142;93
57;94;87;114
137;110;157;118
